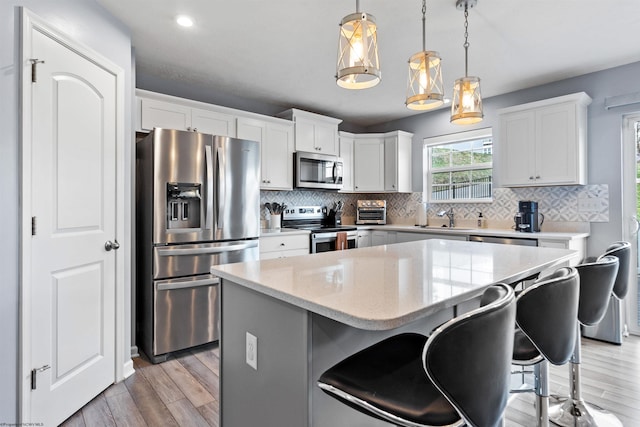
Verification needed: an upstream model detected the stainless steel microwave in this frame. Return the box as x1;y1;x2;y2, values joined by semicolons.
294;151;343;190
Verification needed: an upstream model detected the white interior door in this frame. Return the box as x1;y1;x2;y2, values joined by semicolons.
622;114;640;336
22;15;119;425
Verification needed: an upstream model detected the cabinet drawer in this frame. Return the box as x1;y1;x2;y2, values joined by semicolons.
260;234;309;253
260;248;310;260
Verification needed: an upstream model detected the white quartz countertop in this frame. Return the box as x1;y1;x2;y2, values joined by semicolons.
212;239;577;330
356;224;589;241
260;228;310;237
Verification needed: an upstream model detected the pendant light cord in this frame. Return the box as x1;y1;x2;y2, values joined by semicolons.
463;4;469;77
421;0;426;52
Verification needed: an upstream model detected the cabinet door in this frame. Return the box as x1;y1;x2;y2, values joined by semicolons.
293;118;316;152
499;110;535;186
263;123;294;190
237;117;280;190
535;102;578;185
314;122;338;155
371;230;387;246
354;138;384;192
339;136;355;192
384;136;398;191
191;108;237;137
140;98;190;131
357;231;371;248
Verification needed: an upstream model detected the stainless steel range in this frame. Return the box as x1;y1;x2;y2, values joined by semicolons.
282;206;358;253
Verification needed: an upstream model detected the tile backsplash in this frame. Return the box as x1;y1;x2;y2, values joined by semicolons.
260;184;608;227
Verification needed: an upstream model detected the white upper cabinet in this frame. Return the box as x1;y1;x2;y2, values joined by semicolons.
339;132;355;192
139;97;191;131
384;131;413;192
278;108;342;155
237;117;294;191
352;131;413;193
139;96;236;137
499;92;592;187
191;107;237;137
354;136;385;192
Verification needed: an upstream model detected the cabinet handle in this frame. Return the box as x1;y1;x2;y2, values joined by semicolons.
193;128;198;132
187;126;192;131
535;175;540;179
280;243;285;246
529;176;534;180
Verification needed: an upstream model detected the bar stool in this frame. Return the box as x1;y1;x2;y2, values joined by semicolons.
511;267;580;427
549;251;625;427
317;284;515;427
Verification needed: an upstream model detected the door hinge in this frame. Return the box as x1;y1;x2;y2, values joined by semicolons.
29;58;45;83
31;216;36;236
31;365;51;390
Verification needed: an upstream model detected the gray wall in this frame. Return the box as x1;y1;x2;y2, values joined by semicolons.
0;1;132;421
366;61;640;256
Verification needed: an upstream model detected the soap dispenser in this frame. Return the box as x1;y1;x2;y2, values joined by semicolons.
477;212;486;228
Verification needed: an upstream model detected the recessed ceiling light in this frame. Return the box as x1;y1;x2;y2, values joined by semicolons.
176;15;194;27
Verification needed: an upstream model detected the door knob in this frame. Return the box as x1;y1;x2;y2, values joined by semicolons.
105;240;120;251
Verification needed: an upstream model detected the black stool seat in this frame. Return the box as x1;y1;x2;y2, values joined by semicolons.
512;329;541;362
319;284;516;427
318;333;458;426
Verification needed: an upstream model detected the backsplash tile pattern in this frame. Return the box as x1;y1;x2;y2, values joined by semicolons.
260;184;609;224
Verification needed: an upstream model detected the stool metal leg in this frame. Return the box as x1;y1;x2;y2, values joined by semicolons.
548;326;623;427
534;360;550;427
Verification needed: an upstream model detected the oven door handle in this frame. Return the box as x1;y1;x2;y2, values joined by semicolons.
156;241;259;256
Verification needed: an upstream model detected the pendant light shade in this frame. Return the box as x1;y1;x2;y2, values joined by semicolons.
451;0;483;125
406;0;443;110
451;76;483;124
336;1;381;89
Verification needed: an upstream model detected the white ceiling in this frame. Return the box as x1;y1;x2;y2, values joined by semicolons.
97;0;640;126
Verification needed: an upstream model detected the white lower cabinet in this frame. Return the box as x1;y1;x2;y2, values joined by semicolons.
356;230;371;248
260;233;310;259
371;230;388;246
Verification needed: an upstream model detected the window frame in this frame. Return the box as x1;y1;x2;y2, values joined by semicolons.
423;128;493;203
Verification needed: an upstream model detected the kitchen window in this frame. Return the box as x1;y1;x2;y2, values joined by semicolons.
423;128;493;202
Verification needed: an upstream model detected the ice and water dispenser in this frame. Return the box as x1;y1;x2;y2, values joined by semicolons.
166;183;201;229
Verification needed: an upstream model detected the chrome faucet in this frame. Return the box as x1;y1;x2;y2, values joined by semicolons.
437;207;455;228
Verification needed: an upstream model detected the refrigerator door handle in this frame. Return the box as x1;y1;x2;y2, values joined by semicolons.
156;276;221;291
205;144;213;230
156;240;259;256
216;147;225;230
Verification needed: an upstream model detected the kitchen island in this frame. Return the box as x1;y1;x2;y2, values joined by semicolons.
211;239;577;427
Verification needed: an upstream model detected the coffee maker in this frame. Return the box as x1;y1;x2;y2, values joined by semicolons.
515;201;544;232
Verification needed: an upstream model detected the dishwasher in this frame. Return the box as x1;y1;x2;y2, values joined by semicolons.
468;235;538;246
468;235;539;285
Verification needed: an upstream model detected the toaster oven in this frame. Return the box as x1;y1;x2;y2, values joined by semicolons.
356;200;386;225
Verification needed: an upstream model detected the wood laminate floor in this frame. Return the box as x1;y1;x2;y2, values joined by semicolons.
61;335;640;426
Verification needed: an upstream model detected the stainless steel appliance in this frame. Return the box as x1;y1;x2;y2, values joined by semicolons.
294;151;343;190
282;206;357;253
514;200;544;232
356;200;387;225
136;128;260;363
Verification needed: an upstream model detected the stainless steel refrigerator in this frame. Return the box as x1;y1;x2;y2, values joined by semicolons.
136;128;260;363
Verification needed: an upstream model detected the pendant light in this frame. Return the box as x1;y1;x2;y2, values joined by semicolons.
336;0;381;89
406;0;444;110
451;0;483;125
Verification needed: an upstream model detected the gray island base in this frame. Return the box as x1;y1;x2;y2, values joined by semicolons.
212;239;577;426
